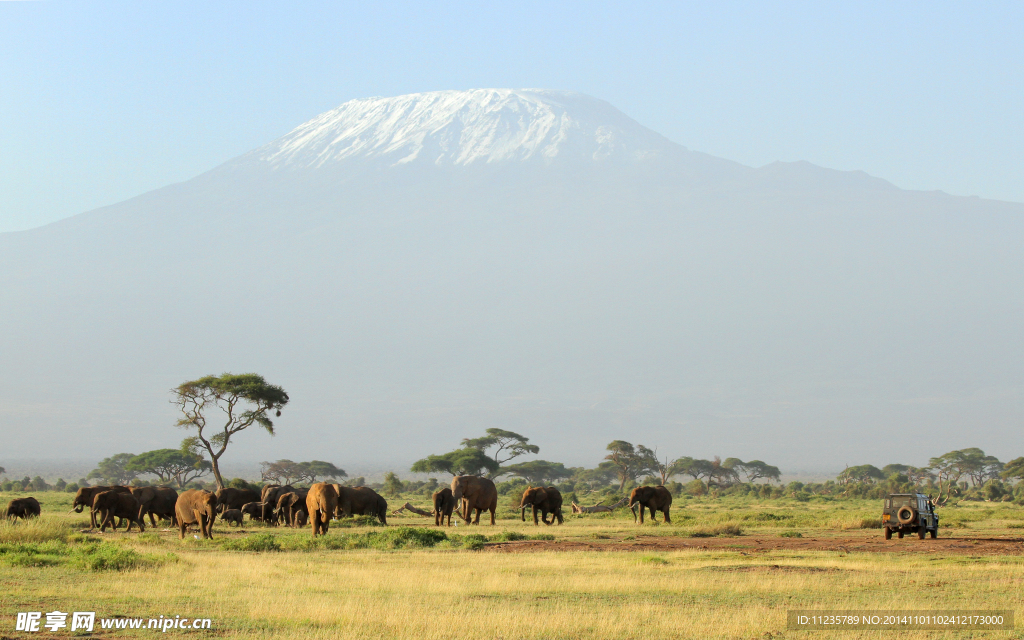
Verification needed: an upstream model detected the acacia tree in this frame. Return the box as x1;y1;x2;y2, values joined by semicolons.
1001;457;1024;483
411;449;499;477
603;441;656;491
127;441;212;488
87;453;139;485
260;460;346;484
172;373;289;490
462;429;540;477
501;460;572;485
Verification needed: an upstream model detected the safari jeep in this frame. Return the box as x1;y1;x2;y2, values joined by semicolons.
883;493;938;540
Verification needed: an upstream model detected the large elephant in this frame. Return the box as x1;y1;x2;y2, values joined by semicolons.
261;484;295;507
276;491;309;527
334;485;388;524
432;487;457;527
241;501;275;523
306;483;339;537
146;487;179;526
628;485;672;524
175;489;218;539
451;476;498;525
71;485;131;528
6;497;41;520
519;486;564;525
215;487;262;513
129;486;179;526
93;491;145;532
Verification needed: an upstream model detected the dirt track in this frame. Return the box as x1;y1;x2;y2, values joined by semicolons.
486;532;1024;556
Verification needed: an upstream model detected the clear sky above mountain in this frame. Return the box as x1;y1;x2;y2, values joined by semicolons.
1;1;1022;232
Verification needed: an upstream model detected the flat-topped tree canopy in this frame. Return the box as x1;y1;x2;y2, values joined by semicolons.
172;372;289;491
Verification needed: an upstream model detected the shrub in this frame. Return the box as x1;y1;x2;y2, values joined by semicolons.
779;531;803;538
224;533;281;553
461;534;487;550
489;531;527;543
690;523;743;538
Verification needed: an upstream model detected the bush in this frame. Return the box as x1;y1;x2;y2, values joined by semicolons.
779;531;803;538
65;483;79;493
489;531;527;543
461;534;487;550
690;523;743;538
224;533;281;553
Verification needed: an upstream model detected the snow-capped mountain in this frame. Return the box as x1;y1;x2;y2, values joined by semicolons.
250;89;678;168
1;89;1021;473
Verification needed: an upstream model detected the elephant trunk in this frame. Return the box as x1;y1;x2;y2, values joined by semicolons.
520;505;528;521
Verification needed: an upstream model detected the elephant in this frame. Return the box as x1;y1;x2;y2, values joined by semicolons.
261;484;295;507
145;487;179;526
93;491;145;533
241;501;275;523
294;510;307;527
220;509;244;526
519;486;564;525
175;489;218;539
129;486;179;526
215;487;262;513
6;497;41;520
334;485;388;525
276;491;309;527
628;485;672;524
432;487;457;527
451;476;498;525
306;483;339;537
71;485;131;528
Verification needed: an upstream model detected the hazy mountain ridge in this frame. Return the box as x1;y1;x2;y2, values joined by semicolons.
0;89;1021;472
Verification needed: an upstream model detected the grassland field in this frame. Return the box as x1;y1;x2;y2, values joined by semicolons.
2;490;1024;639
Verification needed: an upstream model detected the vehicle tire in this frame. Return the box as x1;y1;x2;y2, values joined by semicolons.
884;527;892;540
897;506;916;525
930;529;937;539
917;528;926;540
897;531;904;539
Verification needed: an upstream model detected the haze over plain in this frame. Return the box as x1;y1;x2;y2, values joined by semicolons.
1;88;1021;474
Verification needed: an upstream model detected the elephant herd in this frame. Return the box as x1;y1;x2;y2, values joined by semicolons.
12;478;673;538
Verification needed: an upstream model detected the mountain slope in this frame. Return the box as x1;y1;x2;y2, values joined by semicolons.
1;90;1021;473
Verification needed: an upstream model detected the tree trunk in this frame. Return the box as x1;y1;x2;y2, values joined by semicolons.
392;503;433;517
210;456;225;491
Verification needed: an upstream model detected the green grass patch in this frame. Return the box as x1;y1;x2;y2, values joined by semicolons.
0;538;172;571
224;533;281;552
691;523;743;538
638;555;669;565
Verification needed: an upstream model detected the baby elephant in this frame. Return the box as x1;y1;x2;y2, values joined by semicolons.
241;501;275;523
220;509;244;527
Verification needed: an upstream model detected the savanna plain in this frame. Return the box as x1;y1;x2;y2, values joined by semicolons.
2;491;1023;639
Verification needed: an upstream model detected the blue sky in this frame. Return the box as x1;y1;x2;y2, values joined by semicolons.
1;1;1022;232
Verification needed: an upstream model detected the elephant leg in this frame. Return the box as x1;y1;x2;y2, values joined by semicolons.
639;505;645;523
178;519;186;539
489;506;496;525
663;509;671;524
533;506;539;525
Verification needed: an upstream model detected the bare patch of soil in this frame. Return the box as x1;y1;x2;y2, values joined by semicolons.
485;532;1024;556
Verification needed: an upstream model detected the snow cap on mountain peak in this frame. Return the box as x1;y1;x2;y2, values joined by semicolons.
257;89;677;168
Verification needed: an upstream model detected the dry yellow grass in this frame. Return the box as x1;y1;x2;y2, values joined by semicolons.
3;545;1022;639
